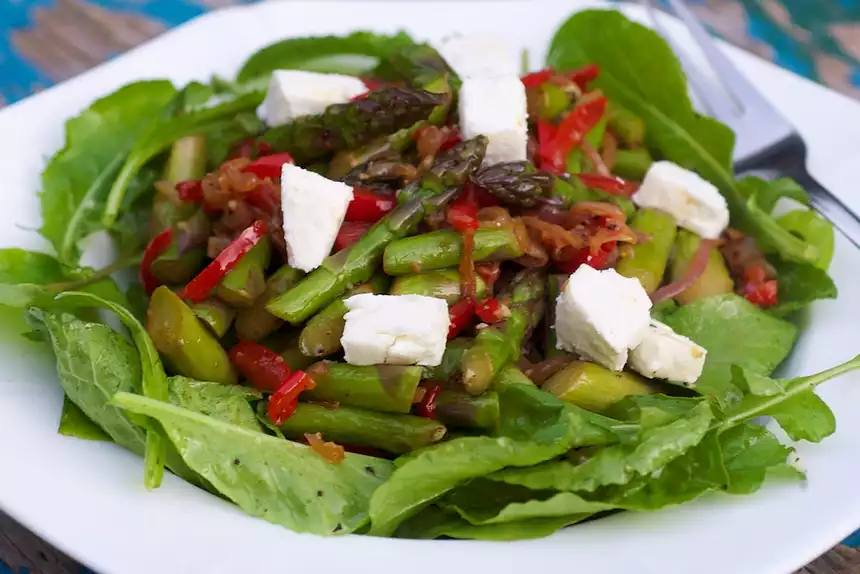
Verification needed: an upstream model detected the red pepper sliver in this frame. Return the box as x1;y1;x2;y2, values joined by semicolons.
345;188;396;223
566;64;600;88
179;220;268;303
475;298;507;324
268;370;316;425
745;280;778;307
521;68;554;89
334;221;372;251
229;341;291;393
555;241;616;274
417;383;442;419
475;263;501;289
577;173;638;197
448;299;475;339
176;180;203;202
140;228;174;295
242;152;294;180
549;96;608;161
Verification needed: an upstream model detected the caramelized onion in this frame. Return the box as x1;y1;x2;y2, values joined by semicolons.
521;216;588;262
523;356;574;385
589;224;638;255
514;220;550;268
459;228;477;301
601;132;618;171
651;239;719;303
477;206;515;229
305;432;345;464
568;201;626;227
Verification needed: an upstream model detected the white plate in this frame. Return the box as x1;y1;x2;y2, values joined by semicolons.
1;2;860;574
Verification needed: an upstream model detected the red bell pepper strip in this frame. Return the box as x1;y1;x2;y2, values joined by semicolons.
566;64;600;88
416;383;442;419
448;299;475;339
521;68;554;89
176;180;203;202
475;297;508;324
744;280;778;307
555;241;616;274
228;341;291;393
577;173;638;197
334;221;371;251
230;138;272;160
268;370;317;425
179;220;268;303
542;97;608;174
242;152;294;180
447;190;479;233
536;120;559;172
345;188;396;223
360;77;384;91
140;228;174;295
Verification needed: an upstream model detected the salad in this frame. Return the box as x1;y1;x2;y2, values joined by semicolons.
1;9;855;541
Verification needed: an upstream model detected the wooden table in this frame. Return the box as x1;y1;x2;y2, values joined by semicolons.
0;1;859;573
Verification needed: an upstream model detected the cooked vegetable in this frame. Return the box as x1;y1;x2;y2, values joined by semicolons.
616;208;677;293
541;361;659;413
383;228;523;275
669;230;734;304
215;236;272;307
390;269;487;304
191;299;236;338
435;391;500;431
234;264;304;342
305;362;424;413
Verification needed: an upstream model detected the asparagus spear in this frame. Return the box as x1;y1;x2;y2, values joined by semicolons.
298;274;390;358
390;269;487;304
526;83;571;121
276;334;316;372
422;338;472;382
260;87;447;163
612;148;653;180
234;264;304;342
191;299;236;339
149;136;207;234
267;136;488;324
543;274;569;359
273;403;445;454
472;162;554;207
305;361;424;414
607;101;646;147
670;229;733;305
146;286;237;384
383;228;523;276
215;236;272;307
460;269;546;395
541;360;659;413
435;390;500;431
616;208;678;293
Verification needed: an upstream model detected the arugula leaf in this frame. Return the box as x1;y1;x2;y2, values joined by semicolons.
719;423;797;494
737;177;808;214
113;392;393;535
58;397;111;442
546;10;820;264
56;291;169;489
167;376;262;432
237;31;416;83
663;294;798;407
770;260;837;316
40;81;177;264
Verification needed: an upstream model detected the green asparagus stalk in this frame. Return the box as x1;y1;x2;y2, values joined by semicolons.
234;264;304;342
146;286;237;385
214;236;271;307
383;228;523;276
273;403;445;454
305;361;424;414
435;390;500;431
422;338;472;382
191;299;235;339
526;83;571;121
260;87;447;163
389;269;487;304
472;161;555;207
612;148;653;180
276;334;315;372
670;229;734;305
298;274;390;358
544;274;569;359
541;361;659;413
150;136;207;234
267;136;488;324
607;101;646;147
616;208;678;293
460;269;546;395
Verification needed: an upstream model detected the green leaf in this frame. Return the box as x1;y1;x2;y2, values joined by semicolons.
58;397;111;442
663;294;798;407
546;10;820;264
737;177;808;214
40;81;177;264
719;423;797;494
167;376;262;432
237;31;416;83
113;392;393;535
770;260;837;316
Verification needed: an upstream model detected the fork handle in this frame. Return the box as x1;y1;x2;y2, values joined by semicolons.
795;170;860;253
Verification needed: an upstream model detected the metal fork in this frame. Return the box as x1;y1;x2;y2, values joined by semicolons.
639;0;860;250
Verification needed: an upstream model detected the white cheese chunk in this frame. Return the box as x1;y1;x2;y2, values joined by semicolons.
280;164;353;272
459;76;528;166
632;161;729;239
555;266;652;371
628;320;707;385
340;294;449;366
257;70;366;126
437;34;519;79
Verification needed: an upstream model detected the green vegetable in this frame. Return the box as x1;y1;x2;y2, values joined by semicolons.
776;209;835;269
191;299;236;339
272;403;445;454
383;228;524;275
606;101;645;147
146;286;237;385
435;391;500;431
541;361;660;413
389;269;486;304
276;334;316;372
234;264;304;342
113;393;394;535
550;175;635;216
398;508;590;541
150;210;210;286
167;376;262;433
542;274;567;359
769;260;837;316
471;161;555;207
528;83;571;121
423;338;472;382
720;423;797;494
305;362;423;413
547;10;824;265
58;397;110;442
669;230;733;304
215;236;272;307
267;136;487;324
40;80;177;264
616;208;678;293
612;148;653;180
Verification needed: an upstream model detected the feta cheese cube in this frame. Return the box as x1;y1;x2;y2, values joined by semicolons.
257;70;367;126
555;266;652;371
280;164;353;272
628;320;707;385
460;76;528;166
340;294;449;366
437;34;519;79
632;161;730;239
